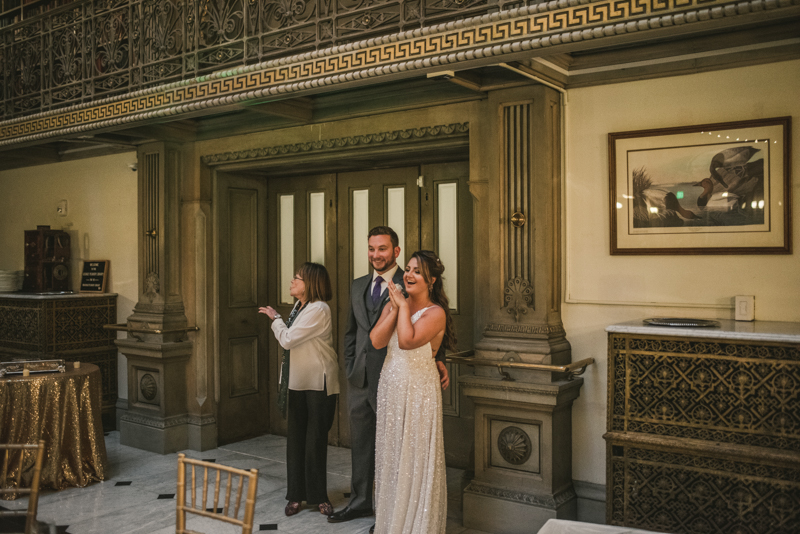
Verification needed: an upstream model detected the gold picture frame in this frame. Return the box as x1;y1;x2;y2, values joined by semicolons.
609;117;791;255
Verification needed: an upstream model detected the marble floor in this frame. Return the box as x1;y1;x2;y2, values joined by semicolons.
1;431;489;534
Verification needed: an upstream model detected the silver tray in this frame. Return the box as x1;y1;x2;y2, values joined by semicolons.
643;318;720;328
0;359;67;377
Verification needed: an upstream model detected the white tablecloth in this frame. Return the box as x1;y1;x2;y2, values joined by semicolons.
538;519;664;534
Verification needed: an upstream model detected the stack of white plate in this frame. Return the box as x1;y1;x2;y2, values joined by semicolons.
0;270;23;292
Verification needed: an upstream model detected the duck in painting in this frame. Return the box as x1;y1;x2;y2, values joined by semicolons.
631;167;698;227
707;146;761;189
695;157;764;209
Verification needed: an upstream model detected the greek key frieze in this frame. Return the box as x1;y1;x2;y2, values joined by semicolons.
0;0;770;143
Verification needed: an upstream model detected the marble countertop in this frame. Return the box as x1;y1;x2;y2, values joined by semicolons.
0;291;117;300
606;318;800;344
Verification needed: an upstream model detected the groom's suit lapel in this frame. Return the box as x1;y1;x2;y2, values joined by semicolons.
368;268;405;328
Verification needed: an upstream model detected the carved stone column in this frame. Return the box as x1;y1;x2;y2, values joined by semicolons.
117;142;193;454
463;86;581;533
479;85;568;364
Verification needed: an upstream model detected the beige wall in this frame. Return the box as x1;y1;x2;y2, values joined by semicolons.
564;59;800;485
0;152;139;394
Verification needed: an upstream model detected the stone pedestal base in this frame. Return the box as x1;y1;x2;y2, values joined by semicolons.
117;338;193;454
187;415;218;451
120;413;189;454
459;374;583;534
463;481;577;534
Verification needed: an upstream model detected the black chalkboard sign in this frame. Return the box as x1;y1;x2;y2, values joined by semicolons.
80;261;109;293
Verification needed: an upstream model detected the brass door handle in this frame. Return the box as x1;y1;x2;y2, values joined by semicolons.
145;229;158;238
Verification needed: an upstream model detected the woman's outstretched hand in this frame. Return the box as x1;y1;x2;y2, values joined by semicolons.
258;306;279;320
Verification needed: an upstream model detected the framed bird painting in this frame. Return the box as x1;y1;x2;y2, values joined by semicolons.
609;116;791;255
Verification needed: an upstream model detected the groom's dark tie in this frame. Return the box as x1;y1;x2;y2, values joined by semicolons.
372;276;383;305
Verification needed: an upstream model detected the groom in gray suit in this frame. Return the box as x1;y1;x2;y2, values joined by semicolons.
329;226;448;525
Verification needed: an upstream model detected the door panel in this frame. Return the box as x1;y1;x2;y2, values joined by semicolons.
336;167;420;447
267;174;338;439
217;172;269;444
420;161;473;417
228;189;258;306
229;337;259;397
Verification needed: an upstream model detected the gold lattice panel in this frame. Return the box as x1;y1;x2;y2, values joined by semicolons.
606;333;800;534
0;295;118;413
608;443;800;533
608;335;800;450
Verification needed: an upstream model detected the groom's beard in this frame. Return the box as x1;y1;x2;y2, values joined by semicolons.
370;258;396;274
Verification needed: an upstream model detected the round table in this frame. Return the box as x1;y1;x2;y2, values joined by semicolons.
0;363;107;497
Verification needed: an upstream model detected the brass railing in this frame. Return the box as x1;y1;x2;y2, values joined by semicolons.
104;323;199;335
446;350;594;381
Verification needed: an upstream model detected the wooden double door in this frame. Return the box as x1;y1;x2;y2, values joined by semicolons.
216;162;472;445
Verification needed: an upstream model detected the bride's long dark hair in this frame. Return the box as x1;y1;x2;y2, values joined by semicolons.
411;250;457;353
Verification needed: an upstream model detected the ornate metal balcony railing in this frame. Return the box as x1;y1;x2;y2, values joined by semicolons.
0;0;524;121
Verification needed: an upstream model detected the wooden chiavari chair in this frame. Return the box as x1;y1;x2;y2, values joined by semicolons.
0;440;46;534
176;453;259;534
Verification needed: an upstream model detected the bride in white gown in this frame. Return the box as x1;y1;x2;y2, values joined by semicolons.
369;251;458;534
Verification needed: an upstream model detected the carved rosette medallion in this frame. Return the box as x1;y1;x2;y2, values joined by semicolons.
145;272;160;299
140;373;158;401
497;426;532;465
504;277;532;322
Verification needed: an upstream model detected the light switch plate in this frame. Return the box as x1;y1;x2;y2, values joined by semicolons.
735;295;755;321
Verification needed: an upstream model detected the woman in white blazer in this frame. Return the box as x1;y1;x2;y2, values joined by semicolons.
258;262;339;518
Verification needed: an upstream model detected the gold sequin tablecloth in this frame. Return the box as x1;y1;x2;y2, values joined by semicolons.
0;363;107;498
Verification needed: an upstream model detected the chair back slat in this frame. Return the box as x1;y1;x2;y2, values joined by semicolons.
191;464;196;508
212;469;221;511
0;440;45;534
223;471;233;516
234;473;244;518
176;454;259;534
201;467;208;512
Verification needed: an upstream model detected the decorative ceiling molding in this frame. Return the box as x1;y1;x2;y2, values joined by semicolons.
0;0;796;146
202;122;470;166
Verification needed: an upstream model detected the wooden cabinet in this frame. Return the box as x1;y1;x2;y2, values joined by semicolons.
605;320;800;534
0;293;118;426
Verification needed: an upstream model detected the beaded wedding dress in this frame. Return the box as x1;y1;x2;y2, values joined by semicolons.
374;306;447;534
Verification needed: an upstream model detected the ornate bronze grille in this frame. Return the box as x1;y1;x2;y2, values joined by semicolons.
0;0;515;120
606;333;800;534
0;294;118;419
